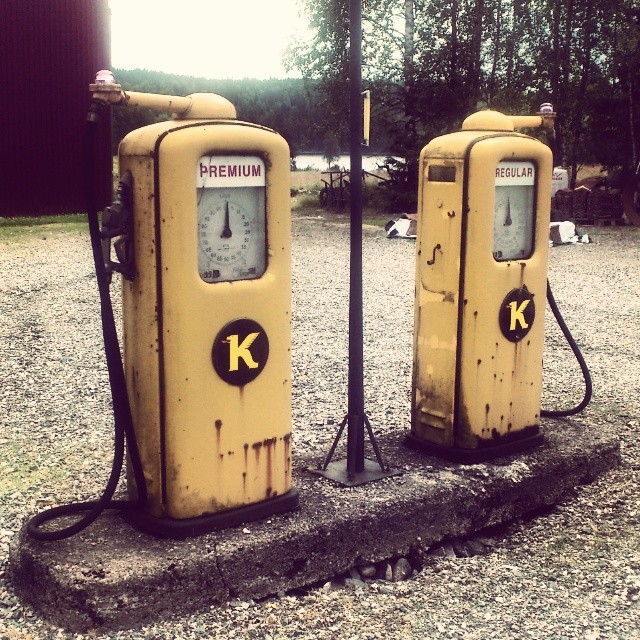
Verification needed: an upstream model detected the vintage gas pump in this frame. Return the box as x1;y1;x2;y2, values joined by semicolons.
92;73;298;536
408;108;555;462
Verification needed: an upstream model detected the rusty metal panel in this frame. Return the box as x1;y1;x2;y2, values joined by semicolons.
0;0;111;217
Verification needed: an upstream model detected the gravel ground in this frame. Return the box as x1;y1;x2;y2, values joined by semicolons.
0;216;639;639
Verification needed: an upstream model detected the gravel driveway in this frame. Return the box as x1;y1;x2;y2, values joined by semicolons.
0;216;639;639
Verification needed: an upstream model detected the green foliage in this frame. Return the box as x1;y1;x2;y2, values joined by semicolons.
110;0;640;205
365;158;417;213
365;181;417;214
288;0;640;180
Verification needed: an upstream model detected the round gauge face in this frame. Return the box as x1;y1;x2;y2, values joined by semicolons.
197;189;266;282
200;199;252;264
493;184;535;262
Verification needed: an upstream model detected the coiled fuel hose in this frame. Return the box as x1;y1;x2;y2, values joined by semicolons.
26;99;147;541
541;279;593;417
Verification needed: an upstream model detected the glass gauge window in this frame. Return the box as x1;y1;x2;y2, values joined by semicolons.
196;155;266;283
492;161;536;262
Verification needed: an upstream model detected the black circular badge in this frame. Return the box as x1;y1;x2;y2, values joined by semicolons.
498;288;535;343
212;318;269;386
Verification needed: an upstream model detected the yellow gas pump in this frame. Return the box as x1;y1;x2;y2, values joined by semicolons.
91;75;298;536
408;108;555;462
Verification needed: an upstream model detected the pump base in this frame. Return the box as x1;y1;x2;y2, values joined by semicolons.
126;489;300;539
405;431;544;464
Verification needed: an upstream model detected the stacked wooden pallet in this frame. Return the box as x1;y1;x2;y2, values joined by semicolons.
550;181;625;225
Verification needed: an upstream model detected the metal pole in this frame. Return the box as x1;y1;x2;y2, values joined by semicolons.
309;0;399;487
346;0;365;477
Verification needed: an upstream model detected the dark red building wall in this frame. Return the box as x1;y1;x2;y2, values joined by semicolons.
0;0;111;216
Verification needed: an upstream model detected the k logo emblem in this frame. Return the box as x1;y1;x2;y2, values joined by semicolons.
498;288;535;343
212;319;269;385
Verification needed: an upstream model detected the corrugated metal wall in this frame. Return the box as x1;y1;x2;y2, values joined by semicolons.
0;0;111;217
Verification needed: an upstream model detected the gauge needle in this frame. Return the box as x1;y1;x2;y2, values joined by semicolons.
504;197;512;226
220;201;232;238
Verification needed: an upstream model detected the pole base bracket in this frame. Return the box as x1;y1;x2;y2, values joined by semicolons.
308;458;401;487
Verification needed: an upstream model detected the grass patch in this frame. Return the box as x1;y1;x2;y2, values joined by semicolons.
0;214;88;239
291;183;400;228
0;441;65;496
0;203;398;243
292;193;322;210
292;204;394;229
362;215;394;228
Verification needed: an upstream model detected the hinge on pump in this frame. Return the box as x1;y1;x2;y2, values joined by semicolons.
101;171;135;282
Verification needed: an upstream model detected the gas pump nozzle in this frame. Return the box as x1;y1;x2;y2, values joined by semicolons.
101;170;134;282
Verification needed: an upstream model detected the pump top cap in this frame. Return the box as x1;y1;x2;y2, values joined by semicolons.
462;110;514;132
180;93;236;120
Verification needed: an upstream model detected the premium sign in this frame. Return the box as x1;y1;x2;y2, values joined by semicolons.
197;155;266;188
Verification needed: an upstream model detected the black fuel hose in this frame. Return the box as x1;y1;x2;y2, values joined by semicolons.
26;99;147;541
541;279;593;418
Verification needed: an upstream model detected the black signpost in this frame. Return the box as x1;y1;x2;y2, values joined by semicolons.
312;0;399;486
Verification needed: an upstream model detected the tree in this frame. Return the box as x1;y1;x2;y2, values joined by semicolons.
285;0;351;151
322;132;342;167
114;3;640;180
524;0;629;178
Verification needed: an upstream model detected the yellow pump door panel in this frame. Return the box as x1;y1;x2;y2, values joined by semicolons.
460;140;550;446
413;160;464;448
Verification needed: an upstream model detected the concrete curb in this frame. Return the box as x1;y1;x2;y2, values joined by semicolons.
10;419;619;632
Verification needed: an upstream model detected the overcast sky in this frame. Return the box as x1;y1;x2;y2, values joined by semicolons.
109;0;306;80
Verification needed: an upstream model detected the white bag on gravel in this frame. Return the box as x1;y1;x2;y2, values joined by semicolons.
549;221;590;246
385;215;417;239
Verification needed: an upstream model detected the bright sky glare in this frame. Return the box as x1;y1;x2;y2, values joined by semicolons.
109;0;306;80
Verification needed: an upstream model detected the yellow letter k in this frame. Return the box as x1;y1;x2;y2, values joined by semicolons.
227;333;260;371
508;300;530;331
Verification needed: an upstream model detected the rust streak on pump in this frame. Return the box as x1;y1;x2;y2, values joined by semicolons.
265;440;273;498
214;420;222;451
283;434;291;478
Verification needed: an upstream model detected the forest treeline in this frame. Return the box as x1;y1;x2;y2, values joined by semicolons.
111;68;394;158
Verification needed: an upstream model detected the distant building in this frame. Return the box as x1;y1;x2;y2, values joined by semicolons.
0;0;111;217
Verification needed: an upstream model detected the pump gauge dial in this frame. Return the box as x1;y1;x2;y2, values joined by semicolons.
492;161;536;261
196;155;267;283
